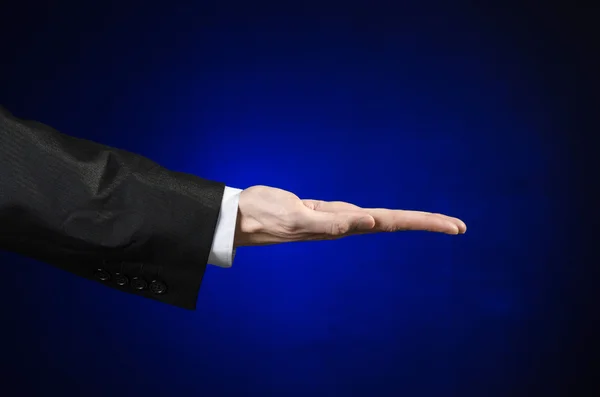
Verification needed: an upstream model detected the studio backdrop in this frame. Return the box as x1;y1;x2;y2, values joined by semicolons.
0;3;578;397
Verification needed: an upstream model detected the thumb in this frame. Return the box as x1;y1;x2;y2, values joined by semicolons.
303;210;376;236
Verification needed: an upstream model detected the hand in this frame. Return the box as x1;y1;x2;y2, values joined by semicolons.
233;185;466;247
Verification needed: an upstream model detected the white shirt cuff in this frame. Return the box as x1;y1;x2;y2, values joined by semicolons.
207;186;242;268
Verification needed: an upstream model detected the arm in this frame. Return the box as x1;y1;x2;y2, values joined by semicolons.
0;105;467;310
0;106;224;309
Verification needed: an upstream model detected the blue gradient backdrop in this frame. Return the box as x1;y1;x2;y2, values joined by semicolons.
1;3;585;397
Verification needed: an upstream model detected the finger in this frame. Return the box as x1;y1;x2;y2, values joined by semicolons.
408;211;466;233
300;209;376;236
302;199;362;212
407;211;466;233
365;209;464;235
304;201;466;234
378;210;466;234
365;208;465;231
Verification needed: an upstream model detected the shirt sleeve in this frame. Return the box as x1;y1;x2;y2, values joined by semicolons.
207;186;243;268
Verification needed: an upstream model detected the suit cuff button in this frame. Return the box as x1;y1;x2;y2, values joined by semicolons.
94;269;111;281
131;276;148;291
114;273;129;287
150;280;168;295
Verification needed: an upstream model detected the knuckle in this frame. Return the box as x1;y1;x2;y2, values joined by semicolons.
312;201;324;211
303;200;323;211
383;224;399;232
329;221;350;236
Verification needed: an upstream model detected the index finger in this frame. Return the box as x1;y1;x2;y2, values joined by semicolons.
365;209;466;234
303;200;466;235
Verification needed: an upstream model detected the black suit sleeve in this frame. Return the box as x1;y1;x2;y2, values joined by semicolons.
0;106;224;309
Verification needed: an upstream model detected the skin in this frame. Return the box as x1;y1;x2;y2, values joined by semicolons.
233;185;466;247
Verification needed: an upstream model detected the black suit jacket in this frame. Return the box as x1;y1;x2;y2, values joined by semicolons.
0;106;225;309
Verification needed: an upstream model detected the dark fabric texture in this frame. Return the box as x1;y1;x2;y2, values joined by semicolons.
0;106;224;309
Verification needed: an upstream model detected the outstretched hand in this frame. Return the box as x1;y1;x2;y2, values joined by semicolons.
234;185;466;247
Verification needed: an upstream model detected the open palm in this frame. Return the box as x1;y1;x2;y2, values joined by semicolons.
234;185;466;247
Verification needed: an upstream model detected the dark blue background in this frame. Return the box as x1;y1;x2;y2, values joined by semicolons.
1;2;593;396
